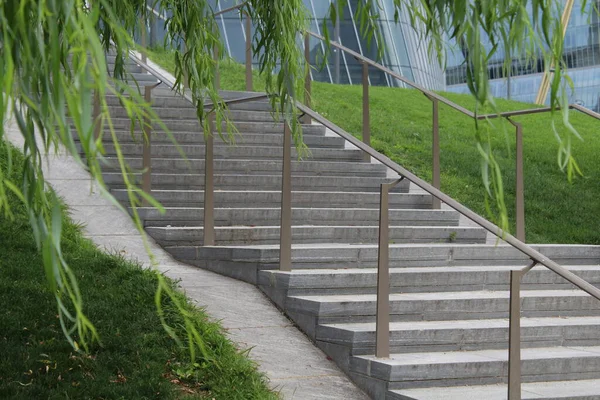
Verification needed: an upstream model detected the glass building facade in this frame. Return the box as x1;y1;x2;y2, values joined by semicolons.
445;0;600;111
147;1;446;90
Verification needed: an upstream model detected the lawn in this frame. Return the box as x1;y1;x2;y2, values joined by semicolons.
143;46;600;244
0;141;277;399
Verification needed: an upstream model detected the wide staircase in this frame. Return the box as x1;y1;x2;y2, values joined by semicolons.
87;53;600;399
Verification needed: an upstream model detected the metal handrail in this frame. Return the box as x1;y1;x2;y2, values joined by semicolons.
306;30;600;123
305;31;477;118
298;98;600;399
214;1;249;17
132;8;600;397
124;49;275;246
127;50;267;109
304;29;600;241
295;101;600;300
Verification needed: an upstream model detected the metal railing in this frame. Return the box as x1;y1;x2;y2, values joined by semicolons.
118;51;275;245
304;30;600;241
295;100;600;400
296;31;600;400
129;6;600;398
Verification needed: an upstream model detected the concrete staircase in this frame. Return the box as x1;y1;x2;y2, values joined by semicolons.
87;55;600;399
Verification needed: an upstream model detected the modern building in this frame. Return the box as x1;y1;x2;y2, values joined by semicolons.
146;0;446;90
446;0;600;111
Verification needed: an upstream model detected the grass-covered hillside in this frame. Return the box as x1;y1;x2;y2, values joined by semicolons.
0;141;277;399
144;47;600;245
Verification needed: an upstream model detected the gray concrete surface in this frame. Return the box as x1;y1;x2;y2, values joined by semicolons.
4;119;369;400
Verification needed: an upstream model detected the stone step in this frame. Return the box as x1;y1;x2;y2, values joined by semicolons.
113;72;159;82
388;379;600;400
95;130;345;147
351;346;600;390
107;75;162;88
112;189;433;209
101;157;387;177
174;243;600;271
103;173;410;191
317;316;600;355
104;93;274;111
258;265;600;296
148;225;487;246
96;117;327;135
93;143;360;161
150;89;275;112
105;63;144;74
136;207;460;228
107;106;283;123
285;290;600;325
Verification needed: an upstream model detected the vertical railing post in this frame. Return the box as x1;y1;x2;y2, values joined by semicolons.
362;62;371;162
376;178;402;359
508;269;522;400
302;32;312;125
203;115;216;246
512;119;526;242
142;85;153;204
279;122;293;271
431;98;441;209
244;11;253;91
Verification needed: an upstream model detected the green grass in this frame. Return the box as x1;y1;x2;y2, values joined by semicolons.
0;142;277;399
143;46;600;244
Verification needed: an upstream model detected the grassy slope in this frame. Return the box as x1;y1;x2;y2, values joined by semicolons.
144;46;599;245
0;142;277;399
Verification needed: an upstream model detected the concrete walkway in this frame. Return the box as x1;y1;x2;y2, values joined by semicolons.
5;120;369;400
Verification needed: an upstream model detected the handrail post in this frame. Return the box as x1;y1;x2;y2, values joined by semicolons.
508;269;522;400
362;62;371;162
142;85;153;204
512;120;526;242
376;178;402;358
203;115;216;246
279;121;293;271
302;32;312;124
432;98;441;209
244;11;253;91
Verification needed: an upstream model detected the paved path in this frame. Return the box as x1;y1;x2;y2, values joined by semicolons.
5;120;369;400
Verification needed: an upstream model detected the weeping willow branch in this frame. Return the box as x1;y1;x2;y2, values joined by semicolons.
0;0;309;356
388;0;594;233
1;0;595;354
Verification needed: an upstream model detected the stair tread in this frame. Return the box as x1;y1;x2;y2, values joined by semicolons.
354;345;600;366
136;207;449;212
149;225;483;230
114;189;425;195
264;265;600;276
322;315;600;333
291;289;593;303
388;379;600;399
